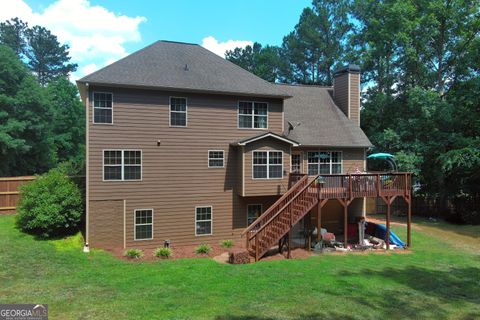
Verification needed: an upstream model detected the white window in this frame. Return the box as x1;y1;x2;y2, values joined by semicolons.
238;101;268;129
103;150;142;181
307;151;342;175
170;97;187;127
253;151;283;179
134;209;153;240
247;204;262;225
93;92;113;124
208;150;224;168
291;154;302;173
195;206;212;236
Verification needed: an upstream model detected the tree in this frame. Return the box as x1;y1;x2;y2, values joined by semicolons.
25;25;77;85
0;18;28;56
46;77;85;165
226;42;283;82
281;0;352;85
0;45;56;176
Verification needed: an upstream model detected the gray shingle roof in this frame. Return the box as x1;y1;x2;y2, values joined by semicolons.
280;84;373;148
78;40;289;98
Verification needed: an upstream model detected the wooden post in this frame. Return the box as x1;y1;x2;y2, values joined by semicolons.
306;213;312;251
316;180;323;244
344;201;348;245
255;236;259;262
407;197;412;248
386;197;391;250
287;231;292;259
317;202;322;243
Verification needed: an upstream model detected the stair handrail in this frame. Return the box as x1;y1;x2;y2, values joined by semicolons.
248;174;320;238
241;174;308;236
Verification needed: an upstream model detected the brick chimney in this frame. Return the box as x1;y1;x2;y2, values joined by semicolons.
333;64;361;125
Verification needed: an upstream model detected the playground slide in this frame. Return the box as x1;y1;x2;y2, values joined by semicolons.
369;222;406;248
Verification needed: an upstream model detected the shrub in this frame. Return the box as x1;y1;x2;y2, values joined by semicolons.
124;249;143;259
195;243;211;254
154;247;173;258
220;239;234;248
16;168;83;238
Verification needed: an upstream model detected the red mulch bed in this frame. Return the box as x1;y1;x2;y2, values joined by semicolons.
110;243;246;262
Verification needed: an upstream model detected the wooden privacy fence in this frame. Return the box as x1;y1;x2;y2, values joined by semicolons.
0;176;36;213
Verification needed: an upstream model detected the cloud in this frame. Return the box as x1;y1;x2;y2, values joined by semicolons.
0;0;146;79
201;36;253;57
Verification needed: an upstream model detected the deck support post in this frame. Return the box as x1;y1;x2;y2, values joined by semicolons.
287;231;291;259
407;197;412;248
317;202;322;244
386;197;391;250
306;213;312;251
344;200;348;245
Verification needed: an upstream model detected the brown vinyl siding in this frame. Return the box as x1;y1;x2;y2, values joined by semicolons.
349;73;361;124
333;74;349;118
334;72;361;125
243;137;291;196
296;147;365;175
87;86;284;247
89;200;124;249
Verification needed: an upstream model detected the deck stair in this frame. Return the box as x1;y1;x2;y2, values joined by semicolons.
242;174;320;261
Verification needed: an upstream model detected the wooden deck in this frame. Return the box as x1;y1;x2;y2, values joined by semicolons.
246;173;413;261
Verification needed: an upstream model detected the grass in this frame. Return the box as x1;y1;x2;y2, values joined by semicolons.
0;214;479;320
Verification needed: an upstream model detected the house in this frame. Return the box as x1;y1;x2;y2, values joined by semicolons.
77;40;411;260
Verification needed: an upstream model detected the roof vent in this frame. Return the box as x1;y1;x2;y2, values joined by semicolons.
184;64;189;71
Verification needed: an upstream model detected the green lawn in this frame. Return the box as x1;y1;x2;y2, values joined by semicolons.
1;215;479;320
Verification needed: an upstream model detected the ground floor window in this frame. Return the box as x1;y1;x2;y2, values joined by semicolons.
307;151;342;175
195;206;212;236
247;204;262;225
291;154;301;173
134;209;153;240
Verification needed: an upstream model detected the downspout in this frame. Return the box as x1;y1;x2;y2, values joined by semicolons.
83;83;90;253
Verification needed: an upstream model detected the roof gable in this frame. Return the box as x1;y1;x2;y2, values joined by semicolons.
78;41;289;98
233;132;300;147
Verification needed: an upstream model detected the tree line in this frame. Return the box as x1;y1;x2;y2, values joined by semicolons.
0;18;84;177
226;0;480;222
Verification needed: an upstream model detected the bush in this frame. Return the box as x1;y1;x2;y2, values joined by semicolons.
124;249;143;259
220;239;234;248
195;243;211;254
154;247;173;258
16;168;83;238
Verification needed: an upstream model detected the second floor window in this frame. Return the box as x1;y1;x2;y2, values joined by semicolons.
103;150;142;181
238;101;268;129
170;97;187;127
253;151;283;179
93;92;113;124
307;151;342;175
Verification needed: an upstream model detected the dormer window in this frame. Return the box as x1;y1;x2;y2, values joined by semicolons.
93;92;113;124
238;101;268;129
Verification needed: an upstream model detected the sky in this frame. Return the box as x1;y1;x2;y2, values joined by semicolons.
1;0;311;80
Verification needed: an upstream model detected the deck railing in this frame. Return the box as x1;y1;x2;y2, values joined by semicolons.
317;173;411;200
